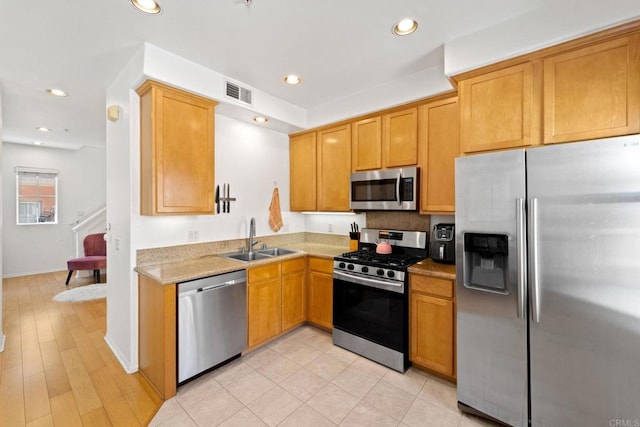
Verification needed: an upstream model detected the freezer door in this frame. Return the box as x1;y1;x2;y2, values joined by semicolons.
455;150;528;426
527;135;640;426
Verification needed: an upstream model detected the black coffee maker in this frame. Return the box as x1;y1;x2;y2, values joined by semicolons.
429;223;455;264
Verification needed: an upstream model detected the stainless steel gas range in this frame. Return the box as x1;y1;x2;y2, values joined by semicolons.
332;228;428;372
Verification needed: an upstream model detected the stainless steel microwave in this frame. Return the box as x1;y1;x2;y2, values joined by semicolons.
350;167;418;211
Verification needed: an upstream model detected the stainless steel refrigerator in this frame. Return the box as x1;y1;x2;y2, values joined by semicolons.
455;135;640;426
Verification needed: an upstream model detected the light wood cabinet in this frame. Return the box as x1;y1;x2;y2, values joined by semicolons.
317;125;352;212
247;263;282;348
307;257;333;330
138;275;177;399
290;132;317;211
282;258;306;331
409;274;455;379
290;125;351;213
351;116;382;171
459;62;540;153
137;80;217;215
383;107;419;167
543;34;640;144
418;96;459;214
247;258;307;348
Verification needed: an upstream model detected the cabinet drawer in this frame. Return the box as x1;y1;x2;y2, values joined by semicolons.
282;257;305;275
411;274;453;298
248;263;280;283
308;257;333;274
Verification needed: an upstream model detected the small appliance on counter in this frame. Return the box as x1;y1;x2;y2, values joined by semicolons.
429;223;455;264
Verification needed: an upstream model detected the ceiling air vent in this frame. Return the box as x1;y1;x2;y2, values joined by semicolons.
225;80;253;106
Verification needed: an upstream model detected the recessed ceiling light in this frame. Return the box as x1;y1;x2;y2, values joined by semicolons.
47;88;68;97
393;18;418;36
253;116;269;123
33;141;43;146
283;75;302;85
36;127;52;132
130;0;161;14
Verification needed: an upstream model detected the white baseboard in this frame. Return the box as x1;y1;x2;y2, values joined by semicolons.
104;333;137;374
3;268;105;279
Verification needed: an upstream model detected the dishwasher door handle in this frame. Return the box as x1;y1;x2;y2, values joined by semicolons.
199;279;242;292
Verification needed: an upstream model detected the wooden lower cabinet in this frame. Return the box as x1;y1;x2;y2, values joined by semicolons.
138;275;177;399
247;258;307;348
307;257;333;330
409;273;456;379
247;263;282;348
282;258;306;330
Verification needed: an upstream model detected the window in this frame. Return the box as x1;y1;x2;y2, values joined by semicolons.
16;167;59;225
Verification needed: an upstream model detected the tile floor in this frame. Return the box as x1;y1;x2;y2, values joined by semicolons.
150;326;497;427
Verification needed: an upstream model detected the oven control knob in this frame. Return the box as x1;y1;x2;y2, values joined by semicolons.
347;264;355;271
361;266;369;273
387;270;395;278
338;262;346;269
377;269;384;276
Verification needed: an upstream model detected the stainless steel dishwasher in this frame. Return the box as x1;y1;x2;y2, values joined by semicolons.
177;269;247;384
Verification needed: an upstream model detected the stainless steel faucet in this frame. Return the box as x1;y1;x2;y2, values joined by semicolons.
248;217;260;252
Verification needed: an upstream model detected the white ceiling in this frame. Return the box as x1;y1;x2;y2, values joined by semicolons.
0;0;637;150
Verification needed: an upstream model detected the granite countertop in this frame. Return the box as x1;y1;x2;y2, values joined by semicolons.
408;258;456;280
135;242;347;285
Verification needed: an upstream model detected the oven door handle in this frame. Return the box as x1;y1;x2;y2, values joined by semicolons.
333;270;404;294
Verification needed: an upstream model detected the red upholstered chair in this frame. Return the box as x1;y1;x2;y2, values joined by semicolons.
66;233;107;285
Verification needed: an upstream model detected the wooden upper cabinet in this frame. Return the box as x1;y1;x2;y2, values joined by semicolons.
383;108;418;167
289;132;317;212
317;124;351;212
351;116;382;171
543;34;640;144
419;97;459;214
459;62;540;153
137;80;217;215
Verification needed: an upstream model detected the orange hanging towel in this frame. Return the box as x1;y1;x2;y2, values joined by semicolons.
269;187;283;232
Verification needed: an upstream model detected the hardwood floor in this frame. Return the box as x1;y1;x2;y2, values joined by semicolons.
0;271;162;426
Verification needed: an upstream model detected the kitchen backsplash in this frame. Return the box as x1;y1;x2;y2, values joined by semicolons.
365;212;431;232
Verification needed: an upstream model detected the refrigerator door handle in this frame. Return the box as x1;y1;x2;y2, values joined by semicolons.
516;198;527;320
528;197;541;323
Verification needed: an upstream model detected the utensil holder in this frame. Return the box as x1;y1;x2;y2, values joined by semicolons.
349;232;360;250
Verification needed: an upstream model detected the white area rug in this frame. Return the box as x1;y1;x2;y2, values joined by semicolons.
53;283;107;302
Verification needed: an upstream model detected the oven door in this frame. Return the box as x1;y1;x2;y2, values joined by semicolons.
332;271;407;353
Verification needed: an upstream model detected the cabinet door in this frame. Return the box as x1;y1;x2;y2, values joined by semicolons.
282;258;306;330
138;81;217;215
352;116;382;171
282;269;306;330
383;108;418;167
459;63;539;153
290;132;317;211
307;258;333;330
419;97;459;214
317;125;351;212
543;34;640;144
247;278;282;348
410;292;454;377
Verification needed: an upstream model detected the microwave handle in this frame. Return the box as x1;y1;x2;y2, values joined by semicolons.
396;171;402;205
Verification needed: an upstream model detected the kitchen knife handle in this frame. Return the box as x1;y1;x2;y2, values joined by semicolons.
516;198;527;320
528;197;541;323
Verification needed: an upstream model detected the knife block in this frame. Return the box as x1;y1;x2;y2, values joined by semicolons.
349;232;360;251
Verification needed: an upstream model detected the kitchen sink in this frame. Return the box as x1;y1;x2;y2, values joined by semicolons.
255;247;298;257
222;247;300;262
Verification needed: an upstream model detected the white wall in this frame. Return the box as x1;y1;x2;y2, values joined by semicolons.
444;1;640;76
2;143;106;277
0;84;5;351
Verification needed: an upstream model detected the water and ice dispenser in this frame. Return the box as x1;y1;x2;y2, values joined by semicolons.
463;233;509;294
